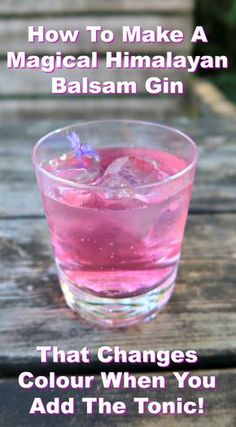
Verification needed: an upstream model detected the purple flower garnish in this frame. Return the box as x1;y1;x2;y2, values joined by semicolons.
67;131;100;161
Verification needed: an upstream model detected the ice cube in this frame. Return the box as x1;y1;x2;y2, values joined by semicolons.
99;174;130;189
47;151;101;184
96;156;169;205
54;166;100;184
101;156;168;187
95;175;133;204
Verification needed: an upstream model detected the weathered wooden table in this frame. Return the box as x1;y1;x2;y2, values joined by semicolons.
0;115;235;426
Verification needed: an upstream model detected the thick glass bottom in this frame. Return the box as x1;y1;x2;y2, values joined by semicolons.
59;266;177;328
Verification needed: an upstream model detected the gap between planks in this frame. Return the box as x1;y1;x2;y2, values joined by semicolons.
1;354;236;379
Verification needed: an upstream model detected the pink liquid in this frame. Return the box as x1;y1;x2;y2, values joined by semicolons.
41;147;193;298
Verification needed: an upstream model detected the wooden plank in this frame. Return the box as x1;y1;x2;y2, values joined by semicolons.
0;62;190;96
0;215;235;367
0;0;194;15
0;98;184;129
193;79;236;119
0;117;236;217
0;16;192;54
0;369;235;426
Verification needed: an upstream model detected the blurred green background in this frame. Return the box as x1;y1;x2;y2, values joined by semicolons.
195;0;236;104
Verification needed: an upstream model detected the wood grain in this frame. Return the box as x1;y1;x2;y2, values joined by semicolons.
0;369;235;427
0;98;185;128
0;215;235;368
0;0;194;15
0;16;192;55
1;117;236;217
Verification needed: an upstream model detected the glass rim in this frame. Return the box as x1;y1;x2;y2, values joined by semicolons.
32;119;198;191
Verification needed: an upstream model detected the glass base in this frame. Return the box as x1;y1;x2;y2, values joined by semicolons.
59;268;176;328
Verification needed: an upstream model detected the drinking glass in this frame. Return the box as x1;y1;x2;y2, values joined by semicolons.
32;120;198;327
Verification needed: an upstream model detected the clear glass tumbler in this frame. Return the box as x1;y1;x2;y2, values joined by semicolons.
32;120;198;327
